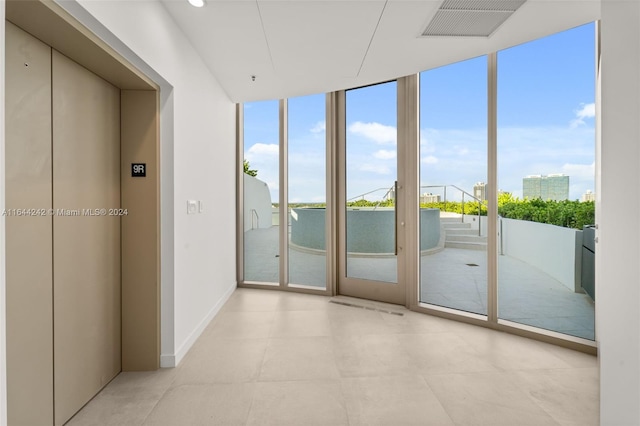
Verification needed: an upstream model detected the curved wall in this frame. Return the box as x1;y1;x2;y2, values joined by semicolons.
291;208;440;254
420;208;441;251
244;174;273;230
290;208;326;250
346;209;395;254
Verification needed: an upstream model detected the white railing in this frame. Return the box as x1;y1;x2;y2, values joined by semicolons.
421;184;483;236
250;209;259;229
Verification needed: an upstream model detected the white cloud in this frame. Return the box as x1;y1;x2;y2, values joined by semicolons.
246;143;278;158
561;161;595;180
421;128;485;156
310;121;326;134
414;125;595;200
498;126;594;159
256;122;594;203
497;126;595;200
359;163;391;175
421;155;439;164
245;144;280;199
521;162;596;201
349;121;396;145
570;102;595;128
455;146;469;156
577;103;596;118
288;150;326;201
373;149;396;160
420;134;436;153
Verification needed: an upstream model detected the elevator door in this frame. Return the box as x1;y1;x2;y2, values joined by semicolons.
52;50;122;426
5;21;54;426
5;22;122;426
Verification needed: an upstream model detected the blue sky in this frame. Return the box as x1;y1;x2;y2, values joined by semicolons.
244;22;595;203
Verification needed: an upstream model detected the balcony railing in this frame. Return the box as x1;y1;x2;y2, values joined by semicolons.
421;184;483;236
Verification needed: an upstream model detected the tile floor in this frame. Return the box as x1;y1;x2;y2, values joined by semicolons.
68;288;599;426
245;225;595;340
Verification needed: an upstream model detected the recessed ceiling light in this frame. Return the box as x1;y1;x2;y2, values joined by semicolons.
188;0;205;8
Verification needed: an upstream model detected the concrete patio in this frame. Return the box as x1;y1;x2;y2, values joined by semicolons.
244;225;595;341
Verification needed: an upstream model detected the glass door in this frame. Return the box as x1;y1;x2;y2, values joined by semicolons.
337;81;405;305
419;56;488;316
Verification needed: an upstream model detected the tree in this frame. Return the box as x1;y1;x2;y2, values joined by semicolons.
243;159;258;177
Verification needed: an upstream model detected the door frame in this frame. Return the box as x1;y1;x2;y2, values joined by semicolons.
335;76;419;306
5;5;161;416
236;65;597;355
11;0;161;372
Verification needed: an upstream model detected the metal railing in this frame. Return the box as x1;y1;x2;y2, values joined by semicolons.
348;183;485;236
421;184;484;236
250;209;259;229
346;185;395;211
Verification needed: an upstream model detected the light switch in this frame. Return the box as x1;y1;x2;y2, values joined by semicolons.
198;200;204;213
187;200;198;214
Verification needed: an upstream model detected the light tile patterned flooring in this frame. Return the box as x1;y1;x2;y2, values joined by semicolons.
69;289;599;425
245;226;595;340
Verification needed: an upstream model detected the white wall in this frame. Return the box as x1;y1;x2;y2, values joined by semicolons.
500;218;581;292
462;214;488;236
59;0;237;367
599;1;640;424
0;1;7;424
243;174;272;231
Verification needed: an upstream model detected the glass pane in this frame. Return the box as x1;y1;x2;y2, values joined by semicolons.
288;94;326;288
497;23;596;340
243;100;280;283
345;81;397;283
419;56;488;315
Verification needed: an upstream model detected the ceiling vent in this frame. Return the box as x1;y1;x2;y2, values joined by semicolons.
422;0;527;38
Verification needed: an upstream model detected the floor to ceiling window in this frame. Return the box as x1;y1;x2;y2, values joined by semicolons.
288;94;327;289
419;56;488;316
497;23;596;340
243;100;280;283
238;21;597;349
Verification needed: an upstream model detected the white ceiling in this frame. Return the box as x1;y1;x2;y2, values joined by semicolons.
161;0;600;103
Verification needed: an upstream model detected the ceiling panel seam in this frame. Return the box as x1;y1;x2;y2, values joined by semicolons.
356;0;389;78
255;0;275;73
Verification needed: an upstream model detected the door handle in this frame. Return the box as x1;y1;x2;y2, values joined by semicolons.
394;180;398;256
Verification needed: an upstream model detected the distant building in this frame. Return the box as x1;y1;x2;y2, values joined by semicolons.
581;190;595;202
522;174;569;201
473;182;487;201
420;192;441;204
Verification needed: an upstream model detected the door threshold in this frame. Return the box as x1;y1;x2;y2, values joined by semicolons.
329;296;405;316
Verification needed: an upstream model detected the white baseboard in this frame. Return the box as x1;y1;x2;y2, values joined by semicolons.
160;282;236;368
159;354;175;368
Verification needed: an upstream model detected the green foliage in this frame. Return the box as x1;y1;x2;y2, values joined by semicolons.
243;159;258;177
347;199;395;208
498;198;594;230
287;193;595;230
420;201;487;216
498;191;516;205
287;203;326;208
418;191;594;230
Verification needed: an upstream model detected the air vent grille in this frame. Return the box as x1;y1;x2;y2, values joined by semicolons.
440;0;525;12
422;0;526;37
